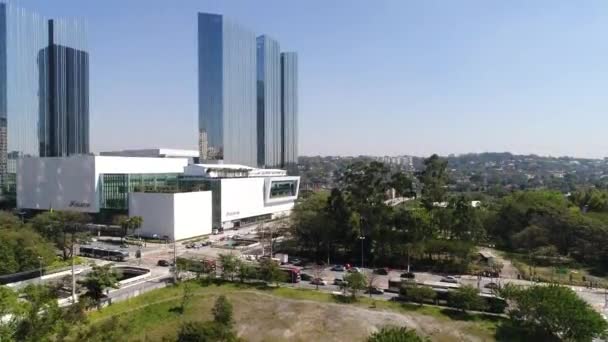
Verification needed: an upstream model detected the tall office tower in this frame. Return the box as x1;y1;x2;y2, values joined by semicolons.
0;3;87;199
198;13;257;167
256;35;281;168
39;19;89;157
280;52;298;167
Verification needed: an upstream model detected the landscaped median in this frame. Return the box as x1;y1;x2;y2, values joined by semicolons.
84;280;505;341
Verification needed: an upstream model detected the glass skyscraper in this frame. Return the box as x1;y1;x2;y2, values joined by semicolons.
0;3;88;200
198;12;298;169
281;52;298;166
39;19;89;157
198;13;257;167
257;35;282;168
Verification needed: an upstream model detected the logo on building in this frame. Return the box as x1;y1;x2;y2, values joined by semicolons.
226;211;240;217
69;201;90;208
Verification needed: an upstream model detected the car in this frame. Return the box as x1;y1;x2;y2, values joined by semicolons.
484;282;499;290
310;278;327;286
400;272;415;279
157;259;171;267
440;276;459;284
347;267;361;273
373;268;389;275
333;278;347;286
301;273;312;281
331;265;346;272
185;243;195;249
365;287;384;295
289;258;303;266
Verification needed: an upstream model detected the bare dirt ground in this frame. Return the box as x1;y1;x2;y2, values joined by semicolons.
229;292;493;342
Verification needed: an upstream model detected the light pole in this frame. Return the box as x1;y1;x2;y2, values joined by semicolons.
359;235;365;269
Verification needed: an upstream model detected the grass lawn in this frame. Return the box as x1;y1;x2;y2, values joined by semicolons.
86;280;506;342
505;252;607;287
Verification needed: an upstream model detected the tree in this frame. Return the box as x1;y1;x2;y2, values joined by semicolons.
390;172;416;198
311;264;324;290
291;192;334;261
450;196;484;241
0;225;55;275
236;260;255;283
366;270;380;298
177;321;239;342
179;282;194;314
30;211;90;260
78;264;119;307
129;216;143;237
258;259;286;286
367;326;427;342
0;286;21;341
416;154;448;210
502;284;608;341
219;253;239;281
16;284;63;342
448;285;485;313
343;272;366;299
212;295;233;327
400;284;436;306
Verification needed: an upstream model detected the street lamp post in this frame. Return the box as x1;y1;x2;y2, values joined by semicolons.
359;235;365;268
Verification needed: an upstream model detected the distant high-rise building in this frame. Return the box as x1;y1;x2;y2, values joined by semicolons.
281;52;298;167
39;19;89;157
0;3;87;199
198;13;257;167
256;35;282;168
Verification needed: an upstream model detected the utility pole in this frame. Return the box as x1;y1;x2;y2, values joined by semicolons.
71;243;76;303
173;238;178;283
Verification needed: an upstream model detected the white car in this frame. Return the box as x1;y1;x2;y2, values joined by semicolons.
311;278;328;286
348;267;361;273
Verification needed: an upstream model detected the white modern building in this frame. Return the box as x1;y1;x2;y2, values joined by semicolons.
17;155;189;213
129;191;212;240
17;155;299;240
182;164;299;229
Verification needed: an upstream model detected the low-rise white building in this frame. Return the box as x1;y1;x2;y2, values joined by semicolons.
17;156;300;240
129;191;212;240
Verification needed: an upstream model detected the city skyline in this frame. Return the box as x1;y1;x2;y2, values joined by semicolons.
12;0;608;159
0;2;88;199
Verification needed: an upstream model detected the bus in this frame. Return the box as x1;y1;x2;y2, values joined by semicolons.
79;246;129;261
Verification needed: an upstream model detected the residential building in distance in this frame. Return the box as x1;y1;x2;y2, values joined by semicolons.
281;52;298;167
198;12;257;167
0;3;88;200
257;35;282;168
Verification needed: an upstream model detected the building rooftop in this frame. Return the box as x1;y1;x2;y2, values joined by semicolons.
184;164;287;178
100;148;199;158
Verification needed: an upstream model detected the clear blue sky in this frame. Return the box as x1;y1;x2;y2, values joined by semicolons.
19;0;608;158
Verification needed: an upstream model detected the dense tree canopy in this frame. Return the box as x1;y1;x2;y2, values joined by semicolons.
501;284;608;341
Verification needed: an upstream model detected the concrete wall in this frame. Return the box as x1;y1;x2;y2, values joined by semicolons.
17;156;189;213
129;192;175;239
17;156;97;212
129;191;212;240
173;191;212;239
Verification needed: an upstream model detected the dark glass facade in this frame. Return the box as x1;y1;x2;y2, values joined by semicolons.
39;20;89;157
198;13;257;167
100;173;180;209
280;52;298;166
0;4;87;199
257;35;282;168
